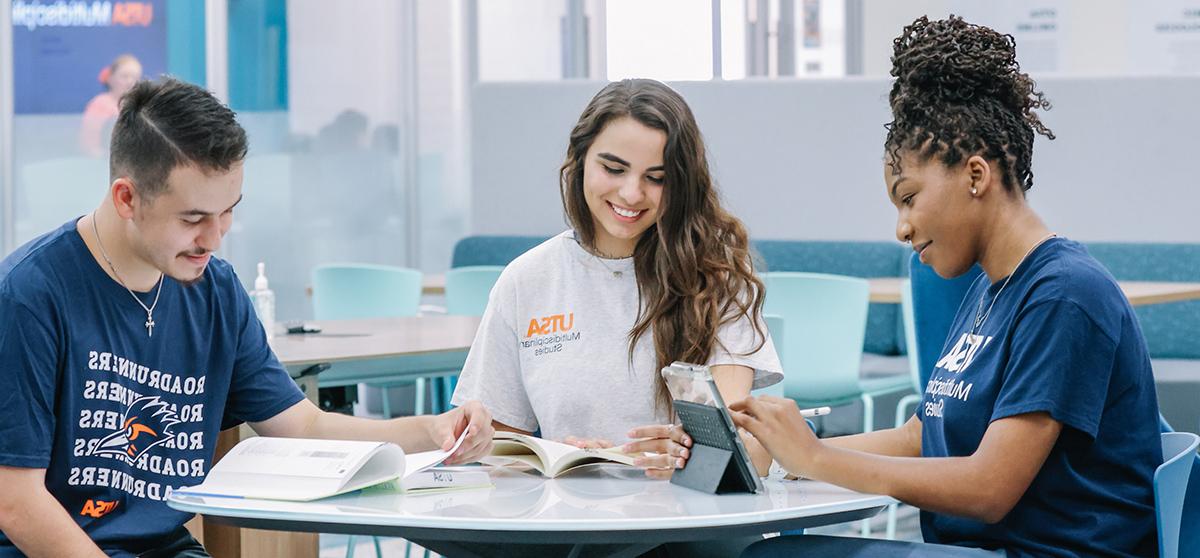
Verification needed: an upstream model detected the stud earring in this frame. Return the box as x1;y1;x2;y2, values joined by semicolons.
970;187;978;196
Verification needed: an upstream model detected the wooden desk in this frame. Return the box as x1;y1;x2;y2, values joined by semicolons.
306;275;448;297
867;278;1200;306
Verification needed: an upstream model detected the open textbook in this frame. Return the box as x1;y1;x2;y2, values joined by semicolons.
176;433;488;501
486;431;638;478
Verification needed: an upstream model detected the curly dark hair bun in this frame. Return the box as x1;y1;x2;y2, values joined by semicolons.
886;15;1054;193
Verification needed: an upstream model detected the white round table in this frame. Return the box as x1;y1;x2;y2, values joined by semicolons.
168;464;893;556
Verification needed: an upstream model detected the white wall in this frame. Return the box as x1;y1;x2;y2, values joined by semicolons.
861;0;1200;77
477;0;564;81
285;0;405;135
470;77;1200;243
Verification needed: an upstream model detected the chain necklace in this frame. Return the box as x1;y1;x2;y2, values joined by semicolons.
573;234;630;278
591;251;628;278
971;232;1057;336
91;212;164;337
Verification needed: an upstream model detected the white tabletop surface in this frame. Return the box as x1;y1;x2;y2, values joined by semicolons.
168;463;893;543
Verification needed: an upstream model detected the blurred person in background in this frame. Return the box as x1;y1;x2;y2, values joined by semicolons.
80;54;143;157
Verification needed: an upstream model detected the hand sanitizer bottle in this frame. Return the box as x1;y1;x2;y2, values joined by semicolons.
252;262;275;340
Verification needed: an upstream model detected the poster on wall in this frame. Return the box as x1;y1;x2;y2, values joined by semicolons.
949;0;1065;73
1128;1;1200;74
10;0;167;115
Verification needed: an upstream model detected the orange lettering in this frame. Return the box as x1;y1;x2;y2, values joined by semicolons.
526;312;575;337
80;499;119;518
112;3;154;27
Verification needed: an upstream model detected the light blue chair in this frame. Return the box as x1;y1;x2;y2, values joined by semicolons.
752;314;786;397
887;255;984;538
444;266;504;315
905;252;984;392
762;272;911;537
311;263;426;419
433;265;505;412
762;272;911;433
1158;432;1200;558
312;264;429;558
895;280;921;429
1158;417;1200;558
312;264;422;320
883;281;923;539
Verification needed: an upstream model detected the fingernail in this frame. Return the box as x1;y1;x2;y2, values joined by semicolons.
681;448;688;458
683;436;691;445
676;458;685;468
621;444;631;452
627;430;636;437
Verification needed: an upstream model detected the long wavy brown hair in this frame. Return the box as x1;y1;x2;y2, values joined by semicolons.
559;79;767;414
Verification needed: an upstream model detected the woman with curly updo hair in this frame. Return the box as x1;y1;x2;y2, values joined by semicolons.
733;16;1160;557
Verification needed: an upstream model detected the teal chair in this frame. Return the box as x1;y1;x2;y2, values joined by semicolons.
762;272;912;431
1158;432;1200;558
445;266;504;315
762;272;911;537
884;280;923;539
895;280;922;429
752;314;786;397
434;265;505;412
1159;417;1200;558
311;263;426;419
312;264;428;558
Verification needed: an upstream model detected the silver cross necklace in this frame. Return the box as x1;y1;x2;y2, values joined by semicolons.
91;212;164;337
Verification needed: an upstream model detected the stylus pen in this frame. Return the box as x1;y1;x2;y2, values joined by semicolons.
799;406;832;418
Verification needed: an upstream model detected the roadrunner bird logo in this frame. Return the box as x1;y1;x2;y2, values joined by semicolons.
88;396;181;464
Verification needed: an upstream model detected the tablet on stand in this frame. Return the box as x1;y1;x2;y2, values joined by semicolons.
662;362;763;495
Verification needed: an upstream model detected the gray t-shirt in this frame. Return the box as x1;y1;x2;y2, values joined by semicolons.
451;231;783;444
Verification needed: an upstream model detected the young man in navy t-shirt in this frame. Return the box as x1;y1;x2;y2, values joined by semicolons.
0;78;494;557
728;16;1161;558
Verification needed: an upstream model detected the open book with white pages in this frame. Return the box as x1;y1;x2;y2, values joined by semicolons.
485;431;638;478
175;432;489;501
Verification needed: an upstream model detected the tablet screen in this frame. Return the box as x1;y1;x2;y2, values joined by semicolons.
661;363;724;408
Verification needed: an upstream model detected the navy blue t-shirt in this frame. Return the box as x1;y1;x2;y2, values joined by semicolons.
0;220;305;557
918;238;1161;558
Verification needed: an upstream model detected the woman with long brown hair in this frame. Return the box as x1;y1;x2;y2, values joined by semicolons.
451;78;782;479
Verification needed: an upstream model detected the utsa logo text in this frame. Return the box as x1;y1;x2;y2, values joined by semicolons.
80;499;119;518
526;313;574;337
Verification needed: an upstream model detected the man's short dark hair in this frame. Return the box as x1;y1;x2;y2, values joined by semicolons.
109;77;248;200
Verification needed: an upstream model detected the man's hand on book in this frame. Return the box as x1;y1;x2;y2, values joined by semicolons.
432;400;495;465
622;424;693;480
